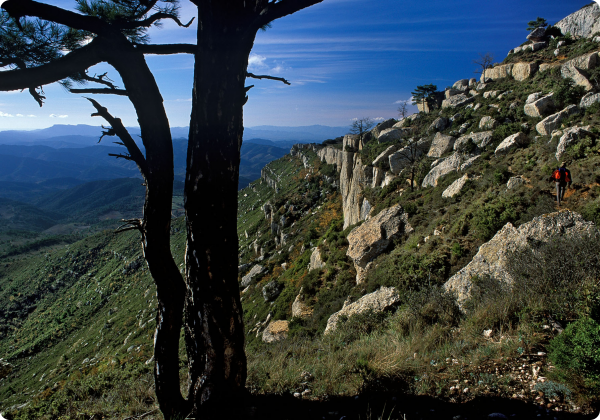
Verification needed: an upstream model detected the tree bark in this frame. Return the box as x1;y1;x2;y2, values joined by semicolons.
183;11;253;419
102;34;190;419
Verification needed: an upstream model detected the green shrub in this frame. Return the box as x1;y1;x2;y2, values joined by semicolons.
493;167;510;185
472;196;523;240
534;381;572;400
548;317;600;388
553;78;586;108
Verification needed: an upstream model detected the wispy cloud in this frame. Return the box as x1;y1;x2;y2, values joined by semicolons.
0;111;14;117
50;114;68;118
394;97;413;104
248;53;268;70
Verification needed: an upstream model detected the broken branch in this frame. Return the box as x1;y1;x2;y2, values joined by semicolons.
247;72;291;85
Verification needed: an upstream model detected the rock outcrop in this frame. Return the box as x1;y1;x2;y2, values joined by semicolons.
536;105;580;136
506;176;525;190
308;247;326;271
422;152;478;188
317;147;344;169
556;126;593;161
262;320;289;343
495;132;528;157
346;205;413;284
263;280;284;302
555;2;600;39
371;118;397;138
482;63;513;82
428;132;456;158
241;264;266;287
442;174;469;198
292;289;313;319
524;93;554;118
454;131;493;152
442;93;474;109
580;92;600;109
379;127;412;143
324;286;401;334
444;211;599;307
388;139;428;174
479;116;498;130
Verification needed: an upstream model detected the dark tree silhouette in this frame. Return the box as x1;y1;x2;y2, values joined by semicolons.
0;0;323;418
349;117;375;150
473;52;494;82
411;84;437;111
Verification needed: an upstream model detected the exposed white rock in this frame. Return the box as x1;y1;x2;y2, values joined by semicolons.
556;126;593;161
379;127;411;143
308;247;326;271
454;131;493;152
512;62;539;81
371;118;397;138
536;105;580;136
241;264;266;287
324;287;400;334
442;94;474;109
479;116;498;130
580;92;600;108
428;132;456;158
292;289;313;319
346;205;413;284
422;152;473;188
453;79;470;91
428;117;449;132
442;174;469;198
262;320;289;343
445;88;461;98
495;132;529;157
388;139;428;174
482;64;513;81
526;92;543;104
444;211;599;308
555;2;600;39
506;176;525;190
372;144;399;167
524;92;554;118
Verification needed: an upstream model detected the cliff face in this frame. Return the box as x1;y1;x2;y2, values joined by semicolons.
555;2;600;39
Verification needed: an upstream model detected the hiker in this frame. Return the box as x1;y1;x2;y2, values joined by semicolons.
550;162;572;206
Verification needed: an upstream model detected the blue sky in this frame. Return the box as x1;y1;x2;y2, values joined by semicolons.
0;0;592;131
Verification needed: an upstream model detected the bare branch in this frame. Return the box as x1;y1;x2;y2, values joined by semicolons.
108;153;135;161
0;40;103;94
2;0;109;35
28;86;45;107
85;97;149;179
76;71;118;89
70;88;128;96
115;218;144;234
134;44;196;55
252;0;324;29
120;13;195;30
247;72;291;85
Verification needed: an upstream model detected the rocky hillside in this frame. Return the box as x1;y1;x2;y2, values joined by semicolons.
2;3;600;419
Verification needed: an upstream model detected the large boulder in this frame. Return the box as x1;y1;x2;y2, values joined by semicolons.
308;247;326;271
388;139;428;174
346;205;413;284
292;289;313;319
379;127;411;143
422;152;465;188
561;52;599;91
512;63;539;82
526;27;546;42
556;126;593;161
317;147;344;169
324;287;400;334
453;79;470;92
371;118;397;138
442;174;469;198
241;264;266;287
555;2;600;39
580;92;600;109
536;105;580;136
442;93;474;109
428;117;449;133
524;93;555;118
454;131;493;152
372;144;399;167
479;116;498;130
444;211;599;308
343;134;361;151
428;132;456;158
262;320;289;343
495;132;529;157
482;64;514;82
263;280;284;302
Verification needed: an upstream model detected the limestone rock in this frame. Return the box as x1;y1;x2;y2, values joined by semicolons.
495;132;528;157
241;264;266;287
346;205;413;284
442;174;469;198
512;62;539;81
428;132;456;158
526;27;546;42
562;64;594;91
482;64;514;81
317;146;344;170
454;131;493;152
445;88;461;98
580;92;600;108
263;280;284;302
555;2;600;39
324;287;401;334
428;117;449;132
453;79;470;91
262;320;289;343
360;199;372;221
556;126;593;161
469;78;477;88
292;290;313;319
442;94;474;109
483;91;498;99
422;152;464;188
539;63;560;73
536;105;580;136
308;247;326;271
389;139;428;174
371;118;397;138
479;116;498;130
524;93;555;118
373;144;399;167
529;42;547;52
506;176;525;190
343;134;361;151
526;92;543;104
444;211;599;307
379;127;411;143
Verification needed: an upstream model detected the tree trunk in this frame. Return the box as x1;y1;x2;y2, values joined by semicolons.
103;35;189;419
183;13;253;419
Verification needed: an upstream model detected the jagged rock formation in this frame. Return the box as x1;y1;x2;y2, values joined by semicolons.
241;264;266;288
556;126;593;161
536;105;580;136
292;289;313;319
555;2;600;39
428;133;456;158
324;286;400;334
580;92;600;108
444;211;599;307
372;118;397;138
346;204;413;283
442;174;469;198
308;247;326;271
422;152;479;188
495;132;528;157
524;93;554;118
454;131;493;152
262;320;289;343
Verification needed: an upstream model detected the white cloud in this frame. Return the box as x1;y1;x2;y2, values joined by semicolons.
248;54;267;70
0;111;14;117
16;114;23;117
373;117;385;121
50;114;68;118
394;97;413;104
271;65;284;74
27;115;36;118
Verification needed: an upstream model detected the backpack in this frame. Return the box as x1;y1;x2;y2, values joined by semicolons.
552;168;571;182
